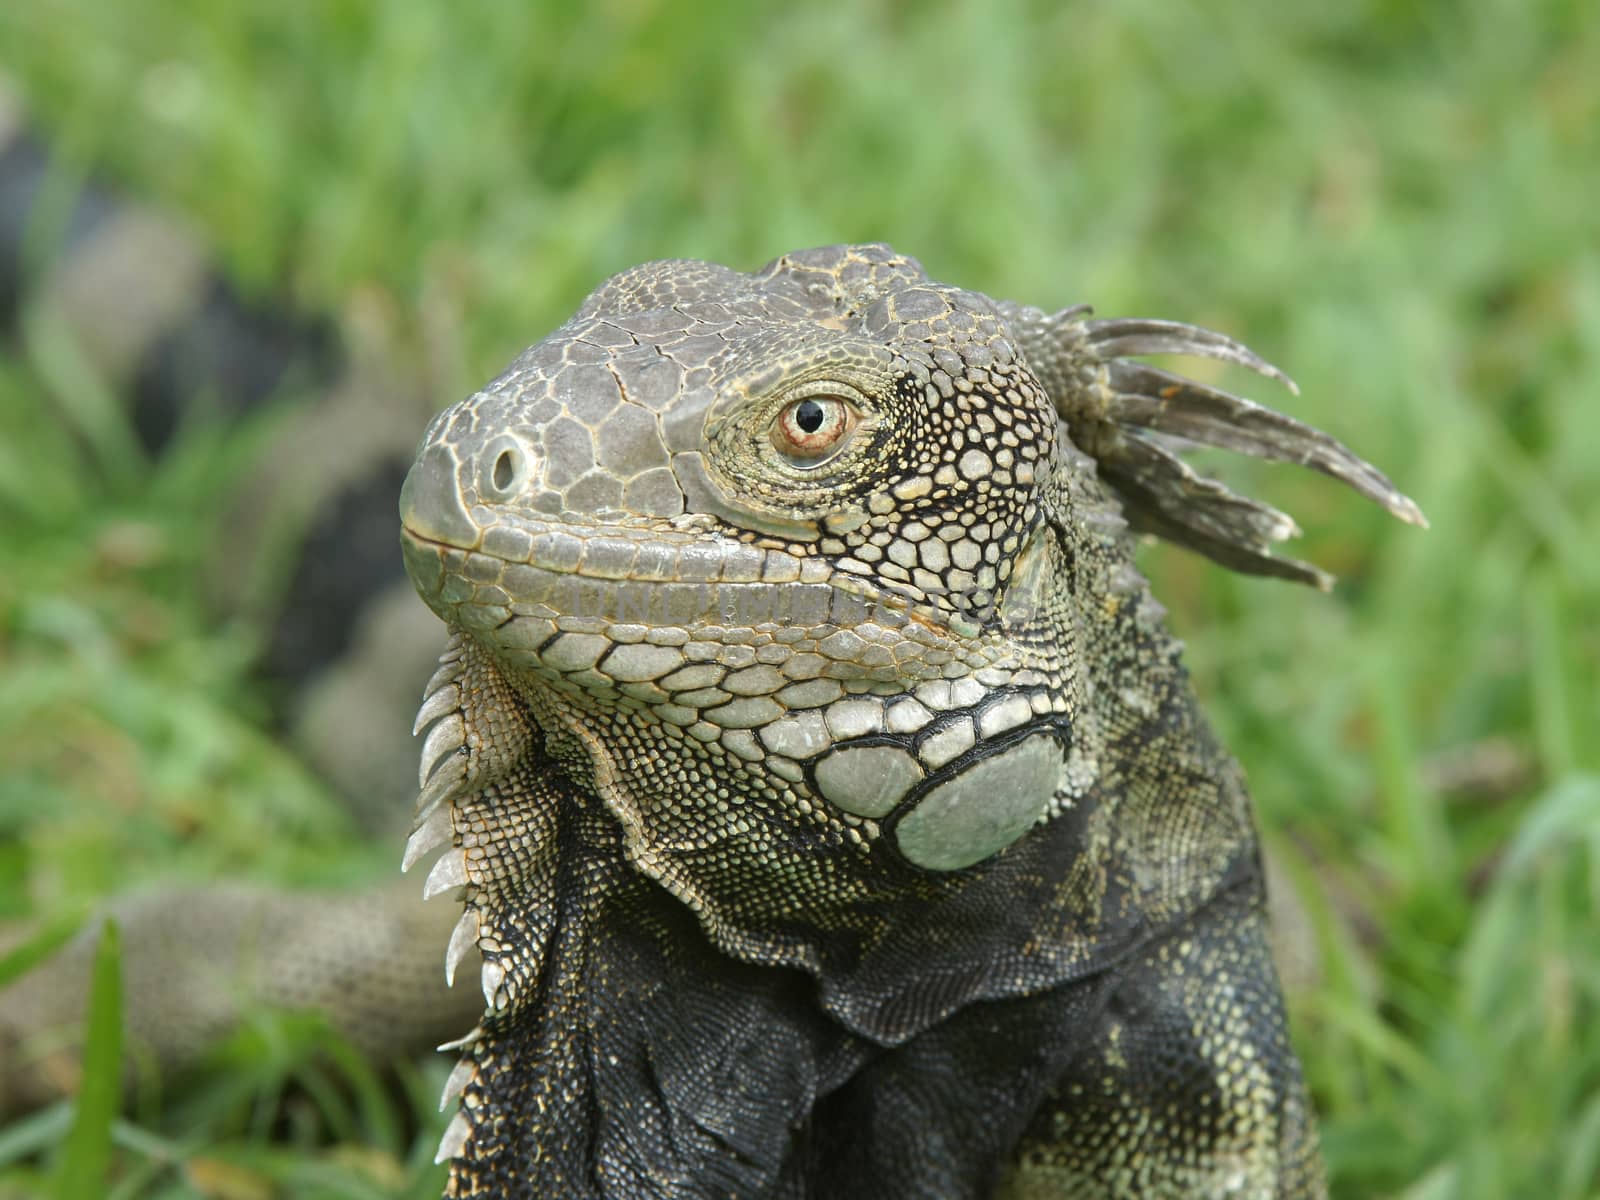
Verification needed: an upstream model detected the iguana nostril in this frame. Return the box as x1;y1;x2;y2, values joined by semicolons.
478;434;535;500
493;449;516;491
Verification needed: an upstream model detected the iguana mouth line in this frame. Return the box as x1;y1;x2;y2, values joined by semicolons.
402;515;820;585
399;521;959;645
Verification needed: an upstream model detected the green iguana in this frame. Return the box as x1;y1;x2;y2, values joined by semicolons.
394;242;1423;1197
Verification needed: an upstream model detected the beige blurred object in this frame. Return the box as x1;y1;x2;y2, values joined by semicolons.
0;879;481;1120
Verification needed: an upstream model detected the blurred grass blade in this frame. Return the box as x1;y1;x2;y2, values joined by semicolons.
0;909;85;988
1499;775;1600;880
51;918;121;1200
1526;572;1582;778
20;305;146;492
0;1101;72;1169
1560;1090;1600;1200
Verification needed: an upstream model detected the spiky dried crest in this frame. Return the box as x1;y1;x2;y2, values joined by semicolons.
1000;304;1424;588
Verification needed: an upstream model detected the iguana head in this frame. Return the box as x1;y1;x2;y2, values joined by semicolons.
400;243;1078;886
401;240;1415;885
397;242;1420;1176
398;238;1422;969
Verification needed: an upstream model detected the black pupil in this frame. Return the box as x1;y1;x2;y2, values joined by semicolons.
794;399;826;434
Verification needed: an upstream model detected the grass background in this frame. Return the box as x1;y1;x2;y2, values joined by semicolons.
0;0;1596;1196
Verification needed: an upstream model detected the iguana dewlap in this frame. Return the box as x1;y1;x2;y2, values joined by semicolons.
398;243;1421;1198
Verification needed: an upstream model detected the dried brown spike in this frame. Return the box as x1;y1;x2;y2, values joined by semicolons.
1000;300;1425;585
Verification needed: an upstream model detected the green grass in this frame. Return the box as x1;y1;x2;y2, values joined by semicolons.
0;1;1596;1196
51;919;120;1200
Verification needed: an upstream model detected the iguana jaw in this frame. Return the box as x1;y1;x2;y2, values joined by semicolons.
399;510;1075;878
399;516;921;645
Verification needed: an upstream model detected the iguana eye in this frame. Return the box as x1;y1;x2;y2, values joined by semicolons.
771;395;855;467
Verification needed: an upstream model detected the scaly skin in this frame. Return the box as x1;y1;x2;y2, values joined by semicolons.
397;243;1421;1198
